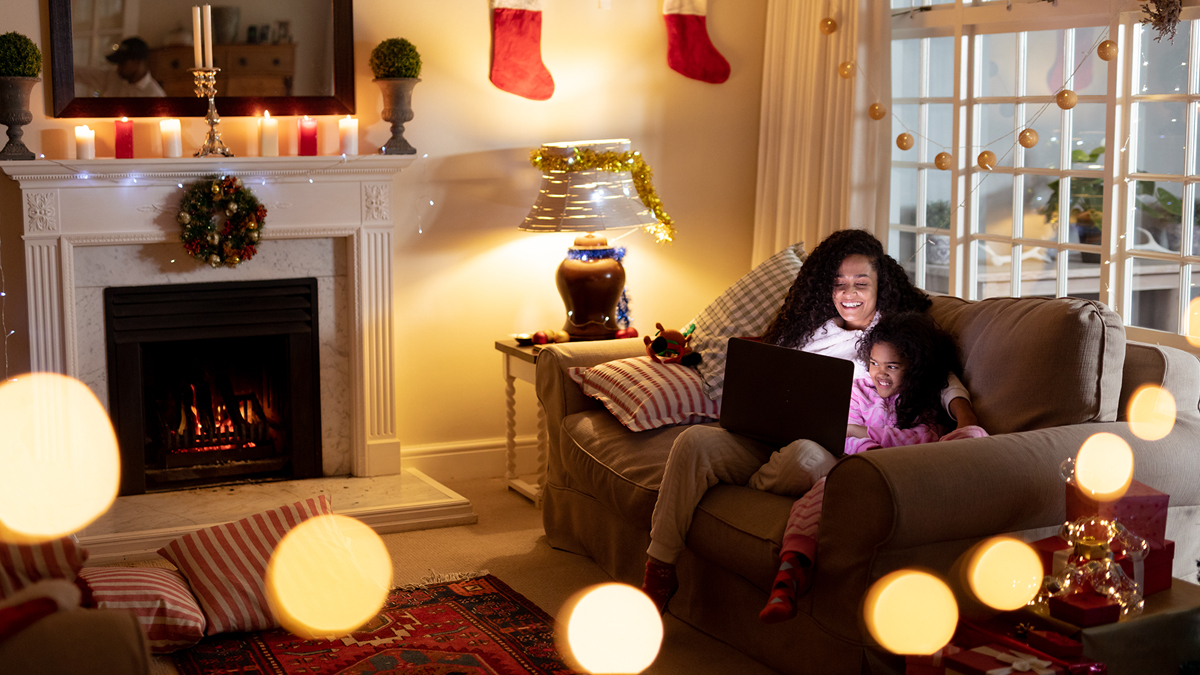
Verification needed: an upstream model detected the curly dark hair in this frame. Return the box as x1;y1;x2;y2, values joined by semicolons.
857;312;959;430
761;230;931;348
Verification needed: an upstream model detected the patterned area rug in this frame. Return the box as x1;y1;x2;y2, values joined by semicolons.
171;575;578;675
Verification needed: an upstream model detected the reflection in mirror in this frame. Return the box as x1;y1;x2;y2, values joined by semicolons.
49;0;353;117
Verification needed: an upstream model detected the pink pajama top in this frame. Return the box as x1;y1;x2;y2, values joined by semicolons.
843;378;943;455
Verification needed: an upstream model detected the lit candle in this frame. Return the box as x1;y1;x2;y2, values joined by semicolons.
74;125;95;160
259;110;279;157
115;117;134;159
192;6;203;69
159;119;182;158
202;4;214;68
298;116;318;156
338;116;358;156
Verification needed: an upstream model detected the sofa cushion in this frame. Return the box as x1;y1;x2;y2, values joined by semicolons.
569;357;720;431
78;566;206;653
688;485;793;593
0;536;88;600
928;296;1125;434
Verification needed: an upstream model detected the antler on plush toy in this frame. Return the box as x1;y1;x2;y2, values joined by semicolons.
645;322;702;367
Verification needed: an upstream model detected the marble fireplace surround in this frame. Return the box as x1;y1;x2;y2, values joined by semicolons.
1;156;415;484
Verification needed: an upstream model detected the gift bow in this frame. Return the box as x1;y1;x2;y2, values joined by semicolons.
973;646;1057;675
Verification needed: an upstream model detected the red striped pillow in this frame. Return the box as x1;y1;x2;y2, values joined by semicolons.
77;566;206;653
569;357;721;432
156;495;333;635
0;536;88;600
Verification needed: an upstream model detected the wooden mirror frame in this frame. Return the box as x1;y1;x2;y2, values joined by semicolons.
48;0;355;118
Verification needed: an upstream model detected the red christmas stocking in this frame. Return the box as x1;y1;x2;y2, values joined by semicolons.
490;0;555;101
663;0;730;84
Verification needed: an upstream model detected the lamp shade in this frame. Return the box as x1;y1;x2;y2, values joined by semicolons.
520;139;659;233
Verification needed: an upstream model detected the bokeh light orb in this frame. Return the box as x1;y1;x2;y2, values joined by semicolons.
977;150;997;170
1075;433;1134;502
934;152;952;170
561;583;663;674
967;538;1042;611
0;373;119;544
838;61;855;79
1127;385;1176;441
896;133;915;151
864;570;958;655
1097;40;1118;62
266;514;392;640
1186;296;1200;347
1018;128;1039;148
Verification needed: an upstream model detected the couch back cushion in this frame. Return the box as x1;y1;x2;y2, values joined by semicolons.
928;296;1125;433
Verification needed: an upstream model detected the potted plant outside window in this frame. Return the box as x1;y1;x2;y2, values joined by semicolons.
370;38;421;155
1041;146;1105;263
0;31;42;161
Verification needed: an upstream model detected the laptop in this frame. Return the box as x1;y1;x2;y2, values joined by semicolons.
719;338;855;456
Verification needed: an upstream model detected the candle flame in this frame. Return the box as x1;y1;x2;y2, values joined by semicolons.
120;116;128;122
264;110;271;119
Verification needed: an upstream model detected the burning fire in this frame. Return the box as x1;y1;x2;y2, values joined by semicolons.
170;383;263;453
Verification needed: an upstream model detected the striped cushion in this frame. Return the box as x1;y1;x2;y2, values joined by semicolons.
77;566;206;653
157;495;333;635
0;536;88;600
569;357;720;432
689;242;806;400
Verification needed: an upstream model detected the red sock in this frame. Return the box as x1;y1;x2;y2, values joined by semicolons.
759;552;812;624
490;0;555;100
663;0;730;84
641;558;678;615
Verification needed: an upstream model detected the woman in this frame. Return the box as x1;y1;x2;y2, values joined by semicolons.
641;229;978;611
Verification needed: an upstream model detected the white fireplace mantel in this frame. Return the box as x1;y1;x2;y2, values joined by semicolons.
1;155;415;478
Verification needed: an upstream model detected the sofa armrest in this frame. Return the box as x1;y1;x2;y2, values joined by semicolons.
1120;341;1200;420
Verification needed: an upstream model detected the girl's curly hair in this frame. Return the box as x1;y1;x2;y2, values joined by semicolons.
762;230;931;348
857;312;959;430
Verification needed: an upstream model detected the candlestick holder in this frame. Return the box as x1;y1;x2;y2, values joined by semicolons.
190;68;234;157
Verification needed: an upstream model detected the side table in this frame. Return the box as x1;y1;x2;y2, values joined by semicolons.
495;340;548;506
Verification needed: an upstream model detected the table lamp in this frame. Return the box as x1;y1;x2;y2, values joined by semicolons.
520;139;659;341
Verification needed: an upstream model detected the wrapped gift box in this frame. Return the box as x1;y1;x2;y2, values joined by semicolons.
1065;479;1168;545
905;645;962;675
1030;535;1174;597
1027;630;1082;659
946;643;1064;675
1049;592;1121;627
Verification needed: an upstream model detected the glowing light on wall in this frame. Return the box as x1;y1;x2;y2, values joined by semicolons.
1075;433;1134;501
0;373;120;544
863;570;957;655
966;538;1042;610
266;514;392;639
1127;385;1176;441
561;583;662;674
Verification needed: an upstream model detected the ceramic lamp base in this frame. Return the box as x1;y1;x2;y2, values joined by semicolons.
555;234;625;341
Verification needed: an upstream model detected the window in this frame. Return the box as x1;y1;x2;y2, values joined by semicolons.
888;2;1200;352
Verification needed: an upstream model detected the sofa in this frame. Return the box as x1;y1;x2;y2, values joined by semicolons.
536;294;1200;675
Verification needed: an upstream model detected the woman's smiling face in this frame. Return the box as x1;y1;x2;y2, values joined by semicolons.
832;254;878;330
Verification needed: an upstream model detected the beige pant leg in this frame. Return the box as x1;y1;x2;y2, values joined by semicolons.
747;439;837;497
647;425;773;563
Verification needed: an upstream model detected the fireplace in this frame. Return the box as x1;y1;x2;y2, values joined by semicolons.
106;278;322;494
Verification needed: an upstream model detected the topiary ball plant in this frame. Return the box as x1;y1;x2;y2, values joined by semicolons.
370;38;421;79
0;32;42;78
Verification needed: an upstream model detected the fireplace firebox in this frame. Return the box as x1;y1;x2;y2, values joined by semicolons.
105;279;322;495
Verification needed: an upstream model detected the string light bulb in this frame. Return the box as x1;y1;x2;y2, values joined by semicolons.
977;150;997;170
1018;129;1039;148
838;61;855;79
896;133;914;151
934;152;952;170
1097;40;1118;61
868;103;887;120
819;17;838;34
1056;89;1078;110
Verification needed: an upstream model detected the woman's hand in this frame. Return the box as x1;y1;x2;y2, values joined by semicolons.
846;424;869;439
949;397;979;429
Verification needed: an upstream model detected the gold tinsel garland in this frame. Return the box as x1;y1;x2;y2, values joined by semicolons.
529;147;676;243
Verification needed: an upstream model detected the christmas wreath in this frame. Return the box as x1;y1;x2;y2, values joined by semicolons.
177;175;266;268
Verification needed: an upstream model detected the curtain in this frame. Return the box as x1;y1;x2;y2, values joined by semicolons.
752;0;892;265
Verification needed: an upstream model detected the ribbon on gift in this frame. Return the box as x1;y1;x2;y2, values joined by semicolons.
1051;548;1070;575
973;645;1057;674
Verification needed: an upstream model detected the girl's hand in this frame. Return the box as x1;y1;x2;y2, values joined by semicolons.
846;424;869;439
949;397;979;429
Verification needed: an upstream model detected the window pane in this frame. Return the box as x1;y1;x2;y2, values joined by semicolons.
978;104;1015;167
1133;180;1183;253
926;104;954;155
928;37;955;98
1134;102;1187;175
1023;109;1062;170
1072;27;1108;96
1020;249;1058;297
926;170;951;228
1026;30;1064;97
893;104;918;162
892;168;918;226
1066;255;1103;302
1023;174;1059;241
979;173;1014;237
1137;22;1190;95
1067;175;1105;241
977;241;1012;298
892;229;918;286
926;235;950;294
891;0;912;8
893;40;921;99
979;33;1016;97
1130;258;1180;333
1070;104;1106;169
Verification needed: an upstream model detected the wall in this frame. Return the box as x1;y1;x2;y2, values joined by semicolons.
0;0;768;481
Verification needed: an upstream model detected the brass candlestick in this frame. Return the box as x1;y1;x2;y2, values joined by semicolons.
190;68;233;157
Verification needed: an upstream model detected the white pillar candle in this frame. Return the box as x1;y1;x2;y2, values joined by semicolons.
338;116;358;155
259;110;279;157
74;125;95;160
192;6;203;69
160;119;183;158
202;4;214;68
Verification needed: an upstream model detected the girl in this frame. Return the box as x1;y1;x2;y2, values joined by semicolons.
759;312;987;623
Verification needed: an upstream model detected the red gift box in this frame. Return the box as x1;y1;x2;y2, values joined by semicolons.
1048;592;1121;627
1027;630;1082;659
906;645;962;675
946;643;1064;675
1065;479;1168;545
1031;536;1071;576
1030;536;1174;597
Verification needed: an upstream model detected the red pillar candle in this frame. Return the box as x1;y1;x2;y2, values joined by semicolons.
115;117;134;159
298;116;318;156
